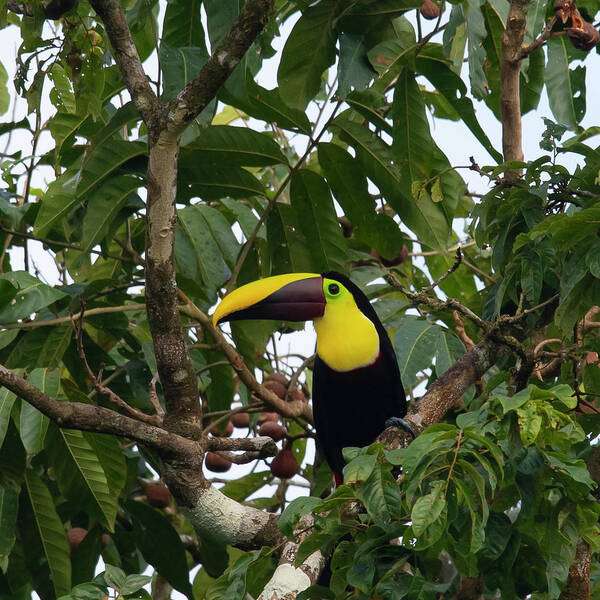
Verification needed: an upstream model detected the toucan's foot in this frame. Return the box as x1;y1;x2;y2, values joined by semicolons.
385;417;415;438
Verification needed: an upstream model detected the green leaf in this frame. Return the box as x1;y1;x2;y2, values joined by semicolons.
175;204;233;295
415;47;502;162
84;432;126;498
344;454;377;484
185;126;288;167
159;44;208;102
278;2;339;110
546;37;585;130
318;142;403;259
0;484;18;572
49;63;76;113
0;271;67;323
289;169;347;273
48;112;87;157
126;499;193;598
6;325;72;369
337;33;376;98
90;101;141;149
435;330;466;376
179;165;265;200
219;197;266;241
334;116;449;250
346;552;375;594
356;463;403;526
393;317;439;388
520;251;543;304
33;168;80;237
82;175;142;251
24;470;71;597
411;481;446;536
0;61;8;115
279;496;321;537
46;425;118;530
78;141;146;198
465;0;488;99
162;0;205;48
0;385;17;448
19;368;59;454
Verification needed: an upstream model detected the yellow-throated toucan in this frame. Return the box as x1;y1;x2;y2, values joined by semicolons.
212;272;408;485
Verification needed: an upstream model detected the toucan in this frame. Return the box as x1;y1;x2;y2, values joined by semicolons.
212;271;408;485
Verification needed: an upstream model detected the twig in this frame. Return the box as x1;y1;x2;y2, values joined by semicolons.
0;225;135;263
73;301;162;427
207;435;278;458
0;304;146;329
520;17;557;58
148;372;165;417
284;353;315;403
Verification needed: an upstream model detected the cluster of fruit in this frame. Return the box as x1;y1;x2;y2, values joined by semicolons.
204;372;309;480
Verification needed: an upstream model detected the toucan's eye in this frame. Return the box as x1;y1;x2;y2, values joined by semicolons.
328;283;340;295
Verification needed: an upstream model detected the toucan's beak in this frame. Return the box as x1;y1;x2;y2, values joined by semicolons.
212;273;325;326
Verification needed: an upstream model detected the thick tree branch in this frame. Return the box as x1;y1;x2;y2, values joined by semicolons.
166;0;275;135
0;364;199;458
500;0;528;173
88;0;160;124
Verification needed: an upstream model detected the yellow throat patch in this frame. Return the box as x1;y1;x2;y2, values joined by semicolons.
313;278;380;372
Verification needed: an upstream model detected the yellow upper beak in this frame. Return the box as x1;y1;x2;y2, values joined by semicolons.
212;273;325;326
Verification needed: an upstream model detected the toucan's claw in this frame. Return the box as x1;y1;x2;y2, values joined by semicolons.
384;417;415;439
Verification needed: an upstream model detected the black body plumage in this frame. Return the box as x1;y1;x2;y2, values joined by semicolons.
312;272;407;476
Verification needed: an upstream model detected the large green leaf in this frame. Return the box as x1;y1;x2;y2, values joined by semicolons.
78;140;146;198
82;175;142;252
0;385;17;448
185;126;288;167
33;168;81;237
19;368;59;455
162;0;205;48
0;484;18;572
334;117;449;250
159;44;208;102
415;47;502;162
337;33;376;98
277;1;339;110
224;78;311;134
84;432;126;498
393;317;439;388
0;271;67;324
48;112;87;157
24;470;71;597
465;0;488;99
126;499;193;598
6;325;72;369
289;169;347;273
175;204;231;294
179;165;265;200
46;424;118;530
318;142;403;259
546;37;585;130
90;101;141;149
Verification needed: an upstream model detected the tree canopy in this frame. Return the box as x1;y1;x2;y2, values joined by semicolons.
0;0;600;598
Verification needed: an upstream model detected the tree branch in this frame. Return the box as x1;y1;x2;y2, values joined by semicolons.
0;364;198;458
500;0;528;174
88;0;161;124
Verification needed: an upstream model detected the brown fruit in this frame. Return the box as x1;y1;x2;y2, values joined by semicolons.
67;527;88;550
210;420;234;437
258;421;287;441
231;411;250;428
264;372;289;386
419;0;440;19
566;21;599;52
258;411;278;424
264;379;287;399
101;534;110;547
205;452;232;473
370;245;409;267
146;482;171;508
270;449;299;479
